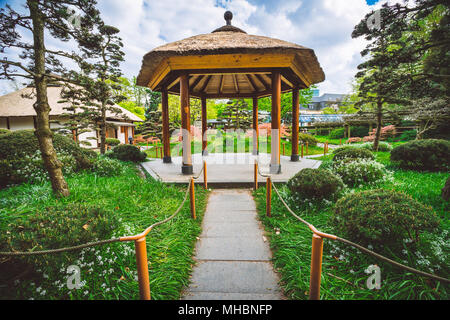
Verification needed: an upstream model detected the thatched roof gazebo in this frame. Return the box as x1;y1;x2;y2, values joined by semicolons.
137;11;325;174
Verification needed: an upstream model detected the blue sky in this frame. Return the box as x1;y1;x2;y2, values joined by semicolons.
0;0;386;95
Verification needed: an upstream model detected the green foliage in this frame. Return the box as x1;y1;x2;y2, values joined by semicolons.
105;138;120;146
360;141;393;152
287;168;344;200
391;139;450;171
299;133;319;147
332;159;391;187
0;203;119;270
92;157;126;177
107;144;147;163
351;126;369;138
0;129;10;135
329;128;346;139
333;147;375;162
399;130;417;142
0;130;96;187
332;189;440;253
442;177;450;202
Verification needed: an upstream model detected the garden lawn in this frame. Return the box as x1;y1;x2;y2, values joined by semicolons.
253;152;449;300
0;164;208;300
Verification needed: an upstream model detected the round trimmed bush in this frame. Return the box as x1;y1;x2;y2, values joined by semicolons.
332;159;390;187
331;189;440;251
329;128;345;139
107;144;147;163
332;145;358;155
360;141;393;152
299;133;318;147
390;139;450;171
333;147;375;162
287;168;344;200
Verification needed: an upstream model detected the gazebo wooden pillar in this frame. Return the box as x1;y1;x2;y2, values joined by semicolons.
252;97;259;156
291;86;300;162
201;96;208;156
271;71;281;174
180;73;193;174
161;89;171;163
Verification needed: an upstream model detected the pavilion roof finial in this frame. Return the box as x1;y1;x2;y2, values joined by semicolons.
224;11;233;26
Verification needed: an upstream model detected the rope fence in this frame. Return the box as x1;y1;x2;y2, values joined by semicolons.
254;160;450;300
0;161;208;300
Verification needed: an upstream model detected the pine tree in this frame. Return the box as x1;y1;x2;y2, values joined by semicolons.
0;0;102;197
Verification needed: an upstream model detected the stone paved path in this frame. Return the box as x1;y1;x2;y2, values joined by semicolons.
182;189;284;300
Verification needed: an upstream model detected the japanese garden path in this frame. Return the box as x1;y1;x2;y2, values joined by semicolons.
181;189;284;300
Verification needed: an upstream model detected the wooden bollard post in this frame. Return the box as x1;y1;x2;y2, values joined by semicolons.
203;161;207;190
135;237;151;300
254;161;258;191
309;234;324;300
339;139;342;146
301;144;304;159
266;177;272;217
282;143;286;156
190;178;196;220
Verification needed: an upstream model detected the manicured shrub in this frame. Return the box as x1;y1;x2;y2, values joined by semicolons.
299;133;318;147
399;130;417;142
331;189;440;252
360;141;393;152
390;139;450;171
107;144;147;163
0;128;10;135
350;126;369;138
287;168;344;200
0;203;120;270
0;130;96;187
333;147;375;162
92;157;126;177
332;159;391;187
329;128;345;139
105;138;120;146
442;177;450;202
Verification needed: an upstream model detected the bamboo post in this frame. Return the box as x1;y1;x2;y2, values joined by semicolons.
309;234;324;300
301;144;304;159
135;237;151;300
254;161;258;191
203;161;207;190
190;178;196;220
266;177;272;217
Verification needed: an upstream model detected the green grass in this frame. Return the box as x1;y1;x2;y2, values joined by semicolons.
253;152;449;300
0;165;209;300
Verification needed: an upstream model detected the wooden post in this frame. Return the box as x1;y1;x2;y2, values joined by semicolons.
283;143;286;156
309;234;324;300
135;237;151;300
252;97;259;156
254;161;258;191
301;144;304;159
203;161;207;190
270;72;281;174
161;90;171;163
291;87;300;162
180;73;193;174
190;178;196;219
201;96;208;156
266;177;272;217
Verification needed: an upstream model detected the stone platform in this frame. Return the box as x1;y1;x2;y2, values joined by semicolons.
141;153;321;187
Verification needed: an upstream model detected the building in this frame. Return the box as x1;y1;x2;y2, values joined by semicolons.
307;93;346;111
0;85;143;148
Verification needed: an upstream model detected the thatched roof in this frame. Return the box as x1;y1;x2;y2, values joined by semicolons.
0;86;143;122
137;12;325;97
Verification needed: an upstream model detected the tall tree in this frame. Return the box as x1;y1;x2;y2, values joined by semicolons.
0;0;101;196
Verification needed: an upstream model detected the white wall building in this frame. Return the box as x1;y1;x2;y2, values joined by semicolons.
0;85;143;148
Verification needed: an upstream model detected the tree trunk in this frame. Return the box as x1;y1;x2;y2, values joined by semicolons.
100;105;107;154
29;0;69;197
373;100;383;152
